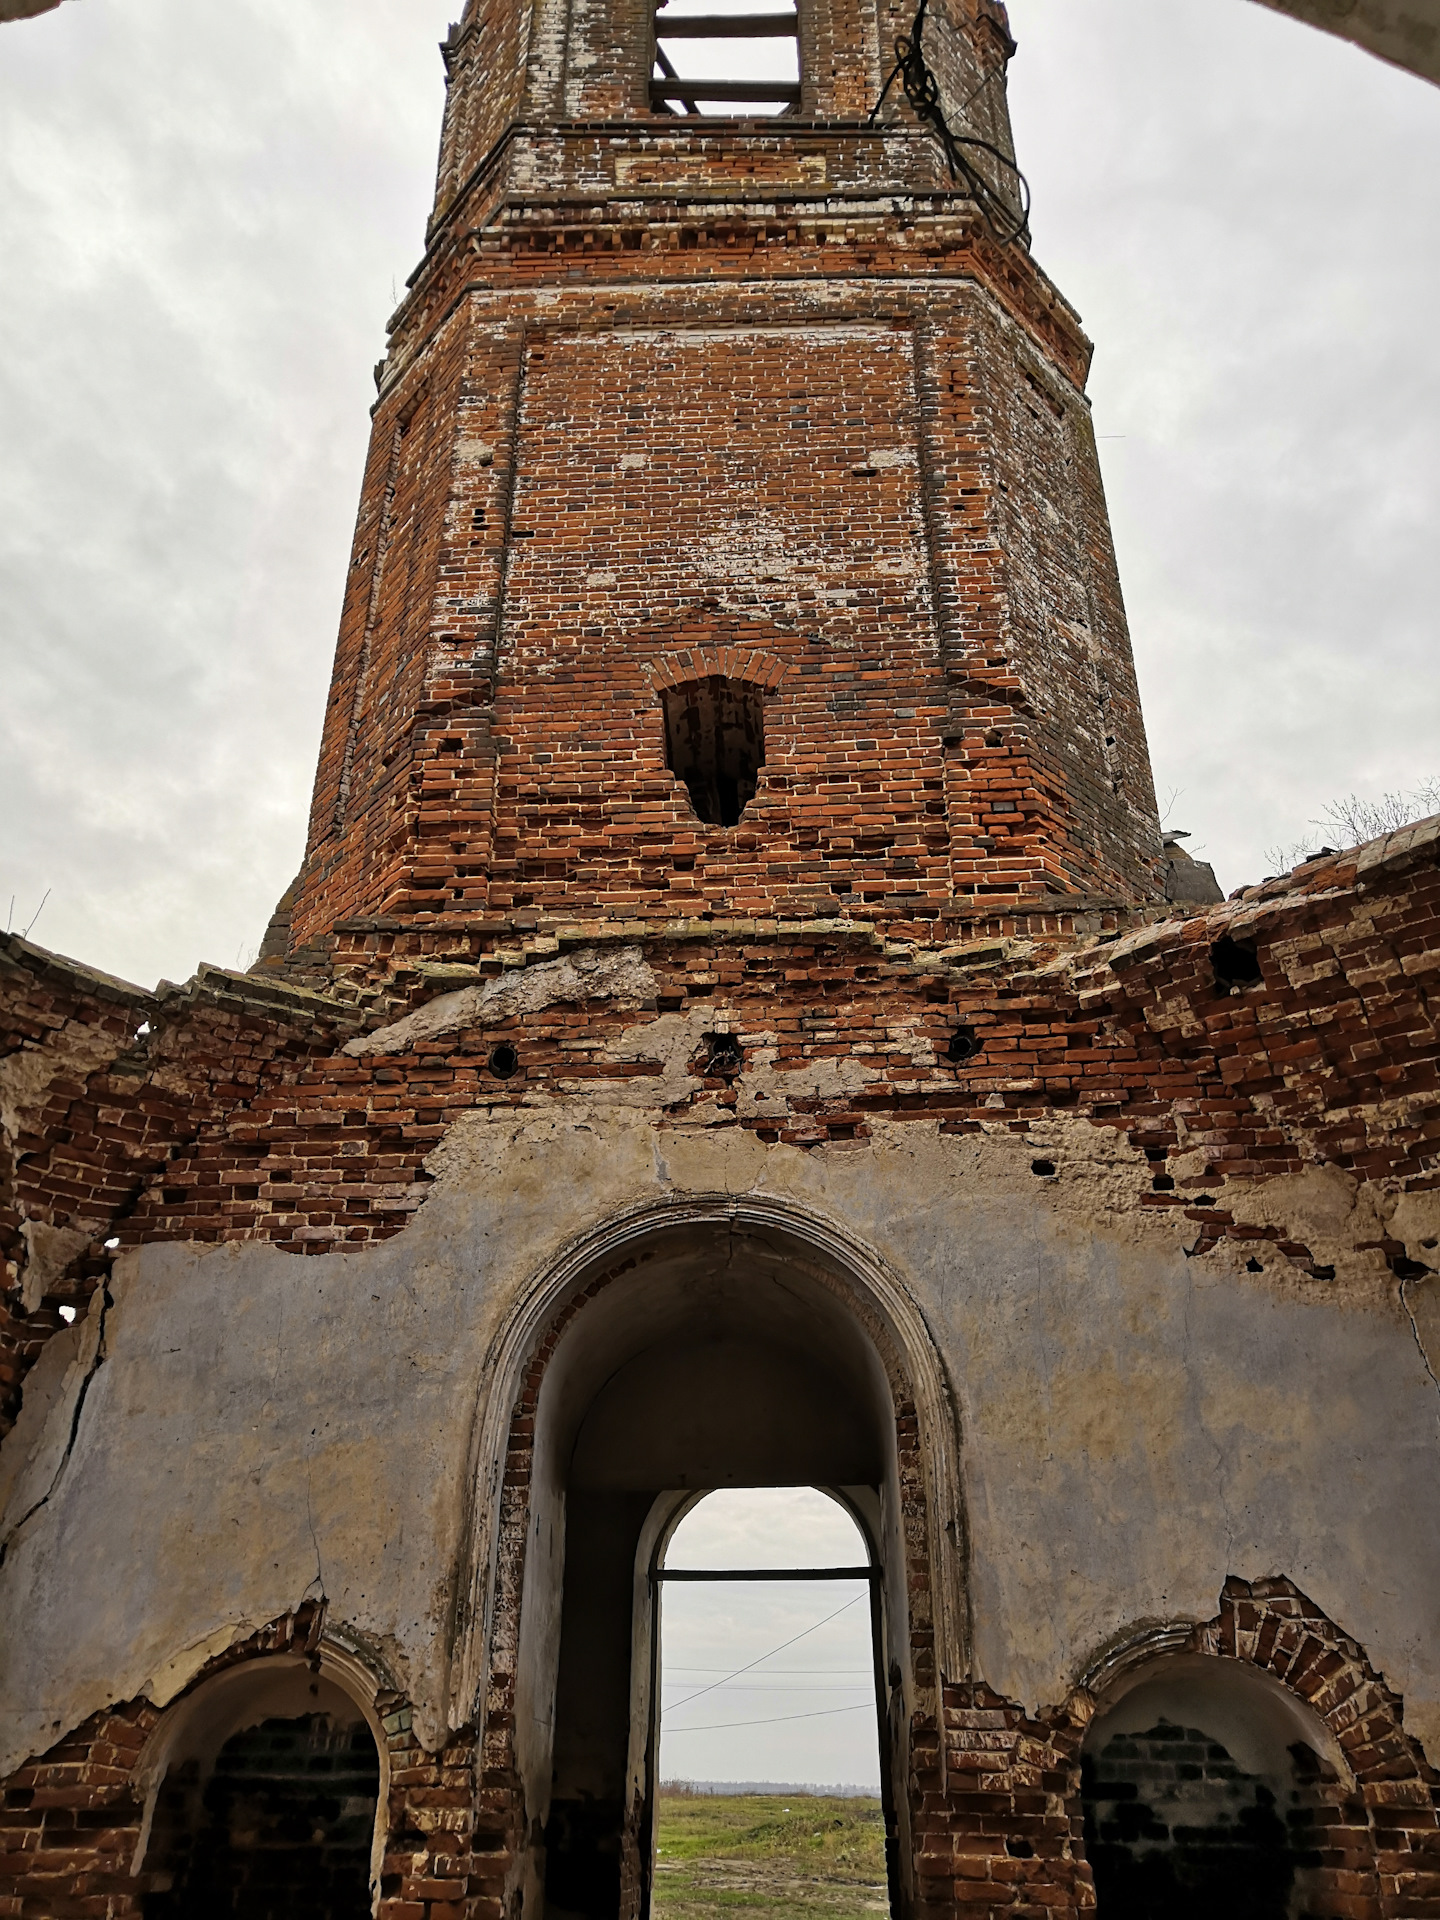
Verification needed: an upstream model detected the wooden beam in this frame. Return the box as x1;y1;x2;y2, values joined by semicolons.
654;1567;877;1582
649;77;801;102
656;12;799;35
652;41;700;113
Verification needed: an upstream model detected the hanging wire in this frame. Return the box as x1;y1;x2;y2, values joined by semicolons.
868;0;1032;248
661;1590;868;1718
664;1701;874;1735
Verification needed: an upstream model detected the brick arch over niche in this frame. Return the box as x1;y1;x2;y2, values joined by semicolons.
134;1642;389;1916
644;643;791;830
0;1604;481;1920
1073;1576;1440;1919
445;1197;970;1920
643;642;791;698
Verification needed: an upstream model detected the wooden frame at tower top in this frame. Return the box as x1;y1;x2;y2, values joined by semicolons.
651;0;802;114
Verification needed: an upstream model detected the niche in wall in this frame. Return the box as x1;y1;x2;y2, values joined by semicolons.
1081;1655;1361;1920
141;1661;381;1920
661;676;766;827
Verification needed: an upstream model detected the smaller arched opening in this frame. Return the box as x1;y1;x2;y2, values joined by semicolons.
661;676;766;826
1081;1653;1367;1920
136;1652;386;1919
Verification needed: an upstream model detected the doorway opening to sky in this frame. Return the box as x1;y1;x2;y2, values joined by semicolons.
653;1487;892;1920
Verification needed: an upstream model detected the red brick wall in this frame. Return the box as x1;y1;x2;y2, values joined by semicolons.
432;0;1017;208
0;1606;490;1920
280;0;1154;955
2;1493;1430;1918
286;248;1161;953
7;828;1440;1433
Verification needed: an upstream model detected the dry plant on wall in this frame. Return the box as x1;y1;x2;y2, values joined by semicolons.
1265;778;1440;874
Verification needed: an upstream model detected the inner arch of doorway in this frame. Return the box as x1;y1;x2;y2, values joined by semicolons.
446;1195;972;1739
634;1484;886;1814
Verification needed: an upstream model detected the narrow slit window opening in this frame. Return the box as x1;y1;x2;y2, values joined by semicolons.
662;675;766;828
652;0;801;117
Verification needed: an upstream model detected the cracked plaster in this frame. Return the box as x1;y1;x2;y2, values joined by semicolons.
17;1219;97;1312
2;1073;1437;1778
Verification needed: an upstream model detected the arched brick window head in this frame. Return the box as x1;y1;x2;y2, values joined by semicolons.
662;676;765;827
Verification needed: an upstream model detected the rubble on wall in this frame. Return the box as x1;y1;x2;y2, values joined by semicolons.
5;817;1439;1440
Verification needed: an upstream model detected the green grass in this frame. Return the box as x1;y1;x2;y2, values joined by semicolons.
653;1792;889;1920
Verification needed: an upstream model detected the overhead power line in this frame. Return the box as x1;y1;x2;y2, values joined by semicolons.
665;1702;874;1734
661;1591;868;1718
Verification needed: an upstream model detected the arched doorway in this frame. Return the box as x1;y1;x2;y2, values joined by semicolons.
489;1209;960;1920
137;1654;386;1919
1080;1653;1369;1920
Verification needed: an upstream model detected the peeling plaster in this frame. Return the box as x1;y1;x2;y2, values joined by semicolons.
0;1282;108;1568
343;946;657;1057
0;1020;121;1147
1401;1272;1440;1409
4;1106;1438;1775
18;1219;96;1313
1222;1166;1391;1284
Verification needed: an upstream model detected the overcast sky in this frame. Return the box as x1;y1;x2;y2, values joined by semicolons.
658;1489;881;1790
1;0;1437;992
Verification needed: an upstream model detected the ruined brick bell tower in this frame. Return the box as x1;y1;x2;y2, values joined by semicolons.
7;2;1440;1918
281;0;1163;953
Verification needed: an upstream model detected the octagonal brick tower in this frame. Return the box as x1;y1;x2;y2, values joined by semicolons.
280;0;1163;961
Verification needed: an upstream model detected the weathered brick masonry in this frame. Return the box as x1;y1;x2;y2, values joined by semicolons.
8;824;1440;1354
4;0;1439;1912
5;825;1440;1912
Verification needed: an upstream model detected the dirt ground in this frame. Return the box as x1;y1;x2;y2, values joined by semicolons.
652;1792;890;1920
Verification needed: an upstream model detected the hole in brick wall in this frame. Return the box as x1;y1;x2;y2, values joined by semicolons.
58;1304;77;1324
1247;1258;1264;1273
700;1032;744;1078
1390;1253;1433;1281
488;1042;521;1079
1006;1836;1034;1858
1031;1160;1057;1178
1212;935;1263;993
1152;1175;1175;1192
662;676;766;828
946;1026;981;1065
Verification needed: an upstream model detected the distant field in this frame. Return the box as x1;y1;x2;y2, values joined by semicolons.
653;1792;889;1920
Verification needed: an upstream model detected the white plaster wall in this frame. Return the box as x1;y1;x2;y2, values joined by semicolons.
2;1090;1437;1779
